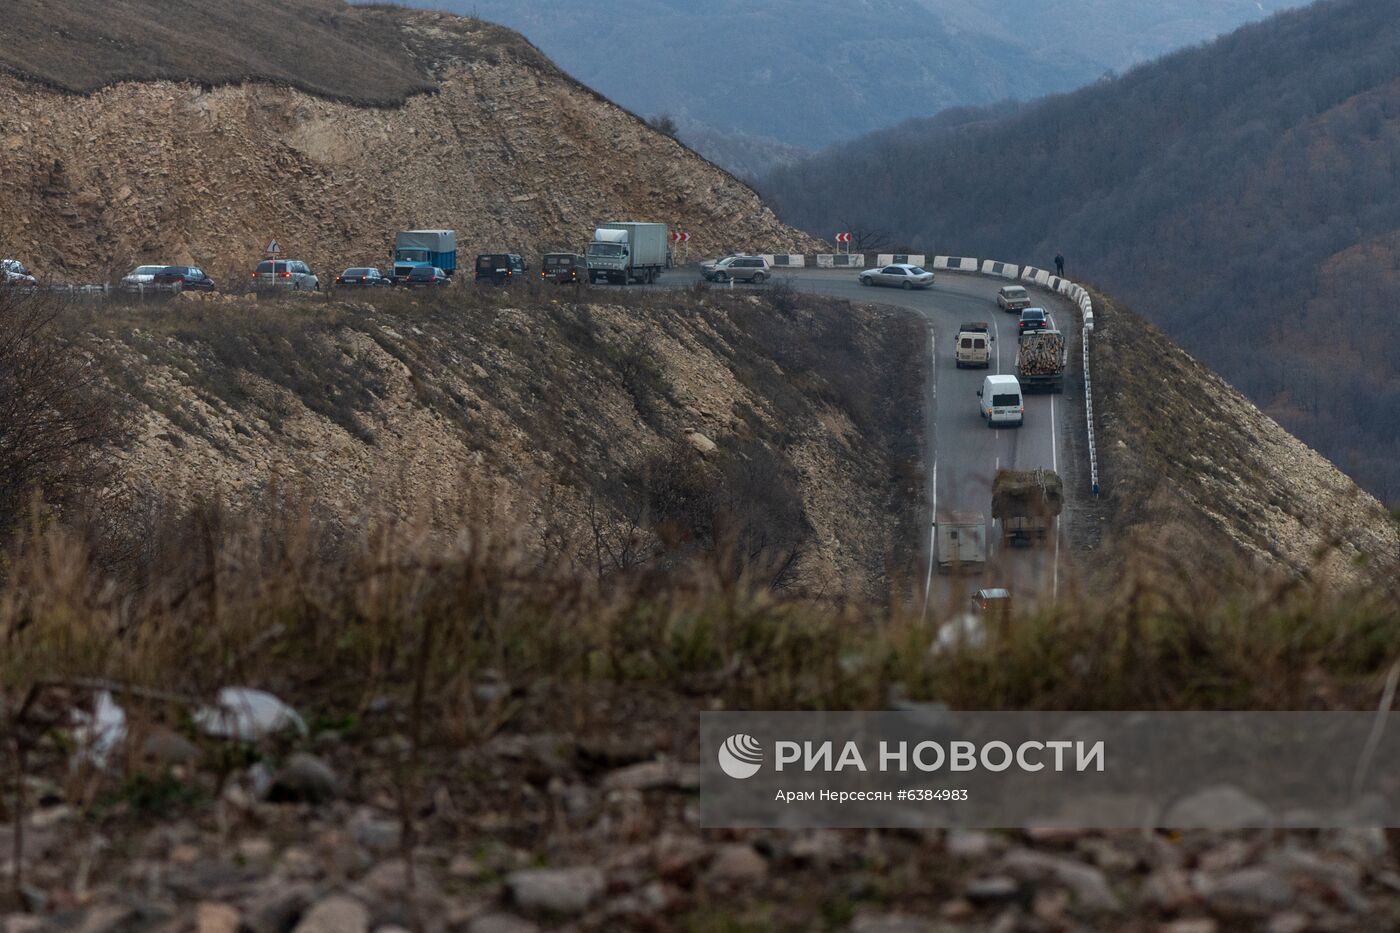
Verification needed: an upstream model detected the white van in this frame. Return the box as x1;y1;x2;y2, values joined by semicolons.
977;374;1024;427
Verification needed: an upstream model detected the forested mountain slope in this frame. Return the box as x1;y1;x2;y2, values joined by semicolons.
416;0;1301;174
764;0;1400;505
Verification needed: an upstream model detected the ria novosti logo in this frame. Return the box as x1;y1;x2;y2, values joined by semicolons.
717;733;764;779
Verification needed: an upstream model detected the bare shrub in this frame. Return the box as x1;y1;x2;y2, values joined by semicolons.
0;291;127;539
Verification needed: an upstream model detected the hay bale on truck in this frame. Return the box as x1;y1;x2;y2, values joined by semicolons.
991;469;1063;547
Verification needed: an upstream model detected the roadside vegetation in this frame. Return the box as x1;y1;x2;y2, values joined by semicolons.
0;287;1397;927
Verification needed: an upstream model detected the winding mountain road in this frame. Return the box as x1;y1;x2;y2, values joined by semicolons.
667;268;1081;613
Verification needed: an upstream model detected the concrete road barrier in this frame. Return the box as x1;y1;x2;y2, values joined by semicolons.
876;254;927;267
981;260;1020;278
932;256;979;271
816;254;865;268
762;254;806;268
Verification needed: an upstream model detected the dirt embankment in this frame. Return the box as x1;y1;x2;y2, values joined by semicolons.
0;6;818;284
1088;288;1398;585
85;287;923;598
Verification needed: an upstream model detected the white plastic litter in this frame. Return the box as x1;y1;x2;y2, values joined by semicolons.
192;687;308;742
71;690;129;767
929;613;987;655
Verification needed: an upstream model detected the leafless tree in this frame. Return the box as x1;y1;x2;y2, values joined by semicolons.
0;291;126;540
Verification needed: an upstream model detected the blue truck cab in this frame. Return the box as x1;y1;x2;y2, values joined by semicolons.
393;229;457;281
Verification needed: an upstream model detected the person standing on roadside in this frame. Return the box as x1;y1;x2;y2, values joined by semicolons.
1054;253;1065;277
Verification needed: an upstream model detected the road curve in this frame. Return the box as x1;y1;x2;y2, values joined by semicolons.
663;268;1079;614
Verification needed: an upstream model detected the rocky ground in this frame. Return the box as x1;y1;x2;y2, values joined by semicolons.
0;9;819;287
5;683;1400;932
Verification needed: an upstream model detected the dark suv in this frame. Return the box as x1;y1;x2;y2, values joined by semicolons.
152;266;216;291
475;253;526;286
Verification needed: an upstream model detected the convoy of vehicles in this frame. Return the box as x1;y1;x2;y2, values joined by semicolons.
977;374;1024;427
859;263;934;289
587;223;669;285
701;255;771;283
393;230;457;281
991;469;1063;548
1015;328;1066;393
954;322;993;369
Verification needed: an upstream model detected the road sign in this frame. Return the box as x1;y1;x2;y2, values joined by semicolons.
835;232;852;244
679;231;690;242
265;239;282;255
671;230;691;242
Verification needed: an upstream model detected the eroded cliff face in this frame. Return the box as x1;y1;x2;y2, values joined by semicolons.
0;58;815;283
85;289;922;598
1089;290;1398;585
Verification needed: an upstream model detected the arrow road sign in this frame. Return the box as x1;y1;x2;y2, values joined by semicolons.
671;230;691;242
835;232;852;244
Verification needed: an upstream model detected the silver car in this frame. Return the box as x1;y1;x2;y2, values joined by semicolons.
2;258;38;286
859;263;934;289
701;255;771;283
253;259;320;291
119;264;169;292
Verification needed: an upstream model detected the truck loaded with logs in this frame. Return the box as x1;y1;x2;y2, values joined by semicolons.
992;469;1063;547
1015;328;1066;393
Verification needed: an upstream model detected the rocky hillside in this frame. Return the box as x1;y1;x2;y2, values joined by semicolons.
1089;288;1398;585
0;2;817;283
85;286;923;597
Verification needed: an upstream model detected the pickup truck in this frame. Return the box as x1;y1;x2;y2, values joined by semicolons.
955;322;993;368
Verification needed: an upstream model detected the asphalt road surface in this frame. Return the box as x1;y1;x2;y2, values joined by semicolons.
654;267;1077;615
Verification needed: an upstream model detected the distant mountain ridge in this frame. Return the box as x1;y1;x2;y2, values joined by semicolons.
408;0;1304;175
762;0;1400;505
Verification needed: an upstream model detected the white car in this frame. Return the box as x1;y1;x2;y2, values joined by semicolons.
1;258;38;286
119;264;169;292
859;263;934;289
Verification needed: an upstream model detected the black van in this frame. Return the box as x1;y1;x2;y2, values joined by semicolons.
475;253;526;285
541;253;586;284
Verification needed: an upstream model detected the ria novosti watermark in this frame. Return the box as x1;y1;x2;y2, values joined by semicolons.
701;712;1400;829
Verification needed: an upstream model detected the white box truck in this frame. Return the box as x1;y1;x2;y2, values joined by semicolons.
587;222;668;285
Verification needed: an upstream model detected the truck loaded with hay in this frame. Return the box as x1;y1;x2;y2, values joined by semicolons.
992;468;1063;546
